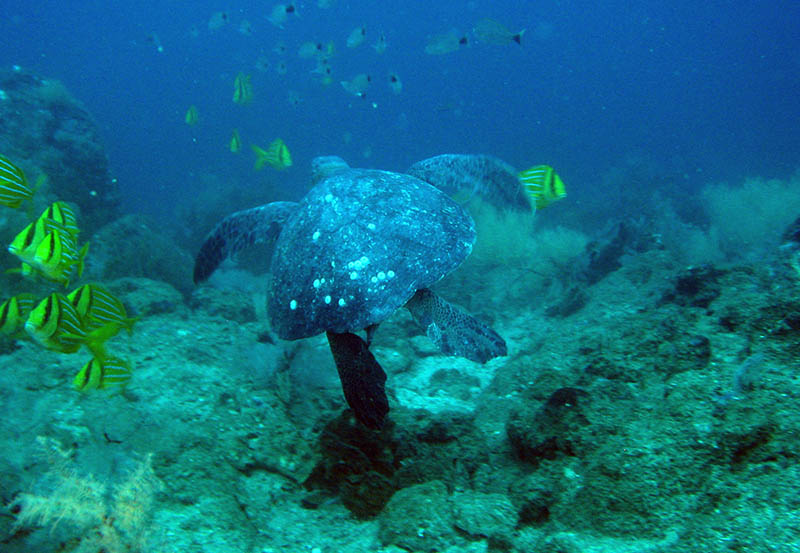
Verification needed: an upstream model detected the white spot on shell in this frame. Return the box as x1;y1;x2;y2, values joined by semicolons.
348;256;371;271
371;276;378;283
377;271;386;280
312;230;321;241
313;279;321;289
338;298;346;307
387;270;395;278
325;295;332;304
367;223;376;230
350;271;359;280
289;299;298;310
324;193;334;203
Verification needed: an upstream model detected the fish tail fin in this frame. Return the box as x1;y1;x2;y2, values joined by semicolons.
251;145;268;170
124;316;139;335
87;322;123;344
22;174;46;218
32;173;46;195
514;29;526;44
76;242;90;278
87;339;107;363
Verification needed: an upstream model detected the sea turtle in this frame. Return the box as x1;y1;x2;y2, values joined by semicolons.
193;157;507;429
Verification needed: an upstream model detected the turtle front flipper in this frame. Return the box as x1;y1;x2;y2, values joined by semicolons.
327;331;389;429
405;288;507;363
193;201;298;283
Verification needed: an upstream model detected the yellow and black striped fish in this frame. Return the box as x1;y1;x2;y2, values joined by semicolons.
8;219;53;266
0;293;38;336
29;229;89;287
67;283;137;342
8;203;80;267
518;165;567;210
73;355;132;391
24;292;87;353
40;201;80;239
233;72;253;105
251;138;292;170
0;155;36;209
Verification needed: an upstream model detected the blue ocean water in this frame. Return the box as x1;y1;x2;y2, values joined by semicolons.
3;0;797;223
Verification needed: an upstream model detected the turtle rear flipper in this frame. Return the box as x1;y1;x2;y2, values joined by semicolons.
327;331;389;429
408;154;532;212
406;288;507;363
193;201;298;283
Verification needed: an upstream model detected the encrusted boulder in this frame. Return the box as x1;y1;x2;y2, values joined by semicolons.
0;67;120;233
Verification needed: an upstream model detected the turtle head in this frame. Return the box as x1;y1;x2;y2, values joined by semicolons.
311;156;351;185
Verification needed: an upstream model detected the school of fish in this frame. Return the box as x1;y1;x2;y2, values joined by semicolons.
181;6;526;170
0;155;137;392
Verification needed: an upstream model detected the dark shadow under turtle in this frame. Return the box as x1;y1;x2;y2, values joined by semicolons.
193;157;507;429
